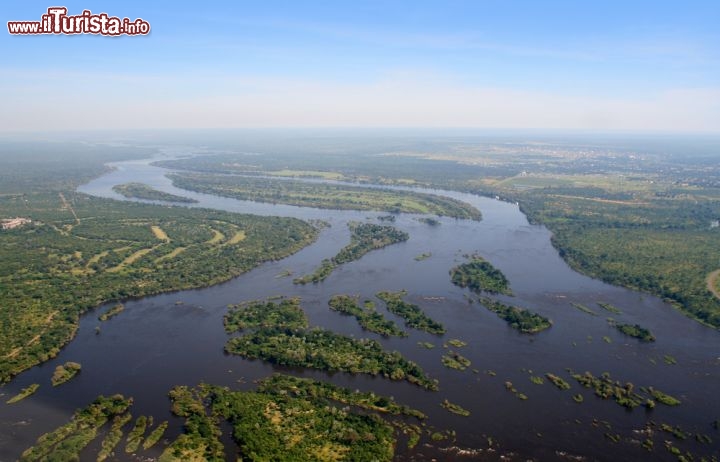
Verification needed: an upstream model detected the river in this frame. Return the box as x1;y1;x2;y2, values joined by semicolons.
1;149;718;461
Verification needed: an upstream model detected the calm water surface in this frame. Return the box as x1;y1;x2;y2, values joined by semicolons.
1;149;719;461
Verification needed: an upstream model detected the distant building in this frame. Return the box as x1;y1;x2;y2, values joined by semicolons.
1;217;31;230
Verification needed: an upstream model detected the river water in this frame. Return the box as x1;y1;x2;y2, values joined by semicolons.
1;150;719;461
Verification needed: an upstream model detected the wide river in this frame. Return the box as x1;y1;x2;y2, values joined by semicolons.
1;149;719;461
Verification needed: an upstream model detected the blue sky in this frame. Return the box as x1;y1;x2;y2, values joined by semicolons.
1;1;718;131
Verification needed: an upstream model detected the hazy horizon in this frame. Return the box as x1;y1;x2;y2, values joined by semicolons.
2;1;718;133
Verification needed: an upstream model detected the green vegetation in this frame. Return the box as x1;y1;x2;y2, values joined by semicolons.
441;399;470;416
479;297;552;333
224;298;308;332
97;412;133;462
376;290;446;334
161;385;224;462
6;383;39;404
651;389;682;406
51;361;81;386
208;384;396;462
545;373;571;390
417;217;441;226
257;374;426;419
414;252;432;261
664;355;678;365
450;258;512;295
20;394;132;462
530;376;545;385
418;341;435;349
0;192;317;383
226;327;437;390
224;296;435;389
329;294;407;337
571;302;597;316
597;302;622;314
442;351;472;371
571;371;681;409
573;394;584;403
125;415;149;453
447;338;467;348
158;141;720;329
294;222;409;284
612;322;656;342
112;183;198;203
98;303;124;321
168;172;481;219
513;185;720;329
143;421;168;450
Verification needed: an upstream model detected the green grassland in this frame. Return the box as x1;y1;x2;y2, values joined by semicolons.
112;182;198;203
0;192;317;382
168;172;481;219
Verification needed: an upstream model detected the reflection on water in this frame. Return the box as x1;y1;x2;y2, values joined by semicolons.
2;150;719;461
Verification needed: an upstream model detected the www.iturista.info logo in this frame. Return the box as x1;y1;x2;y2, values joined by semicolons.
7;7;150;36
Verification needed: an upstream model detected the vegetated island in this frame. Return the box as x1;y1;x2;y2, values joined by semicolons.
51;361;81;386
223;297;437;390
98;303;124;321
21;394;132;461
225;297;308;332
609;320;656;342
168;172;481;220
112;182;198;203
441;351;472;371
160;376;432;462
478;297;552;333
376;290;446;334
450;257;512;295
571;370;680;409
294;222;409;284
441;399;470;416
6;383;40;404
0;191;317;383
329;294;407;337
